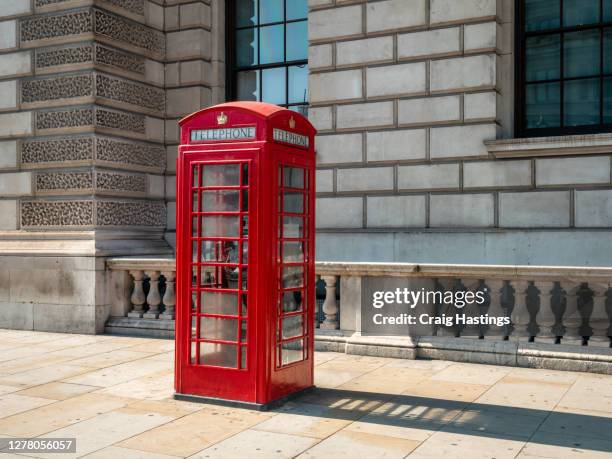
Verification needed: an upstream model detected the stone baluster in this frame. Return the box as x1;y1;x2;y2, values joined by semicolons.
127;270;146;318
143;270;162;319
435;279;456;337
561;281;583;345
510;280;531;341
534;281;556;343
589;283;611;347
320;275;339;330
459;279;482;338
484;279;506;339
160;270;176;320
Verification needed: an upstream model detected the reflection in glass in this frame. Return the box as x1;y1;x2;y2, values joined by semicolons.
241;346;247;368
202;165;240;186
282;290;303;312
282;315;303;339
606;0;612;22
605;77;612;124
202;190;239;212
241;189;248;211
237;70;260;101
241;320;247;343
200;291;238;315
283;192;304;213
260;25;284;64
202;216;239;237
242;241;248;263
283;241;305;262
287;0;308;20
283;167;305;188
191;291;197;312
199;342;237;368
190;342;196;364
192;192;198;212
288;65;308;104
241;293;248;316
605;29;612;74
236;0;257;27
287;22;308;61
564;30;600;78
200;266;239;289
526;82;561;129
564;0;599;27
236;28;258;67
201;240;238;263
260;0;283;24
282;216;304;238
280;339;304;365
564;78;600;126
192;166;199;186
525;0;560;32
192;217;197;237
525;35;560;82
241;268;248;289
283;265;304;288
191;315;196;338
262;67;286;105
200;317;238;341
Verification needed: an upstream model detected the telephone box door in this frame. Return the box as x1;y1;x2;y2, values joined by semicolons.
177;151;258;401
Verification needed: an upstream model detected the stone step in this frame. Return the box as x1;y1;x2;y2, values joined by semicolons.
105;316;175;339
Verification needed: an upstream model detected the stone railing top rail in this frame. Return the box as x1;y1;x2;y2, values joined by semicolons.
107;258;612;282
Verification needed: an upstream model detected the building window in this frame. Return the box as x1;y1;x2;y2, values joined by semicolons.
228;0;309;116
517;0;612;136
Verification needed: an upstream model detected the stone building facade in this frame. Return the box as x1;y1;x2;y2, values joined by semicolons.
1;0;612;333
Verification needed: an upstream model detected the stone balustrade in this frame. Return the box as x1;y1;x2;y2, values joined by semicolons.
106;258;612;372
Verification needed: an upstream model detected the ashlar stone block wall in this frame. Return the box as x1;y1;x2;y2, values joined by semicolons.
309;0;612;266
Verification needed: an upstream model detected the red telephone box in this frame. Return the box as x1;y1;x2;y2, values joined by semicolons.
174;102;316;409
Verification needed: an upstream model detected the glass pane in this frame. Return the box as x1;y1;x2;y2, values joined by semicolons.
240;346;247;368
241;293;248;316
202;216;239;237
287;21;308;61
236;0;258;27
564;78;601;126
564;0;599;26
237;70;260;101
606;0;612;21
283;265;304;288
260;0;283;24
283;167;305;188
283;241;305;262
201;240;238;263
526;82;561;129
236;28;258;67
525;0;560;31
605;77;612;124
200;317;238;341
192;266;198;286
192;166;199;186
262;67;286;105
242;215;249;237
241;268;248;289
287;0;308;20
526;35;560;82
283;192;304;213
280;339;304;365
605;29;612;74
191;291;197;312
242;241;248;263
191;315;196;338
202;165;240;186
282;216;304;238
192;192;198;211
282;315;303;339
288;65;308;104
191;342;196;364
199;342;237;368
282;290;303;313
240;320;247;343
200;291;238;315
564;30;600;78
200;266;238;289
260;25;284;64
202;191;240;212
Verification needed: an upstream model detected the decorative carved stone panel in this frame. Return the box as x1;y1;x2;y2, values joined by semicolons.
95;107;145;133
35;0;145;16
36;44;94;70
94;9;164;57
96;201;165;226
21;11;93;44
22;137;95;165
36;171;94;192
36;108;95;130
22;74;94;104
95;73;164;113
95;171;146;193
95;137;165;172
21;200;95;227
94;44;145;75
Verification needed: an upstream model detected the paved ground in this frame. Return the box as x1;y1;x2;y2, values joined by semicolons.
0;330;611;458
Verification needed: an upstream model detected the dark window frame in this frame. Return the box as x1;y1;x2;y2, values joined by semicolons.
515;0;612;137
226;0;309;113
